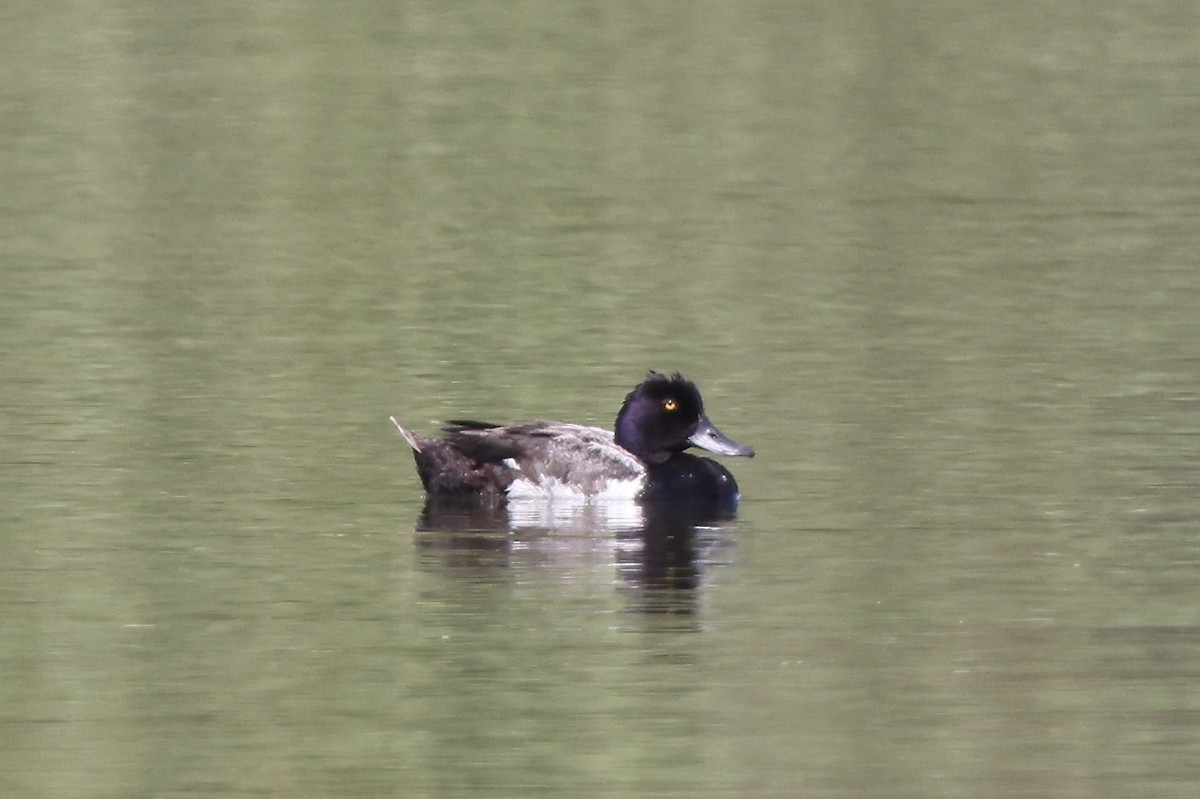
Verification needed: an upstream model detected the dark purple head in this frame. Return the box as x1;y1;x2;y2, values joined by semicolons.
614;372;754;465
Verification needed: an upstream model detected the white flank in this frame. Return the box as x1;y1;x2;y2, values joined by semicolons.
506;474;644;502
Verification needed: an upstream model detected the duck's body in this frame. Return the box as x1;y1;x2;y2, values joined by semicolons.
391;372;753;506
396;419;644;500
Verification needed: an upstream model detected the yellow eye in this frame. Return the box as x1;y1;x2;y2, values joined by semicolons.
663;399;678;411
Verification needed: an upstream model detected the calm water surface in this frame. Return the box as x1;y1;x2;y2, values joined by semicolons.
4;2;1200;797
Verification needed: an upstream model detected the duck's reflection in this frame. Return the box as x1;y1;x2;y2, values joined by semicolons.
413;497;512;571
413;495;740;616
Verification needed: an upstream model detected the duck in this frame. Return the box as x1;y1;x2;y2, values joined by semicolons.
390;371;754;507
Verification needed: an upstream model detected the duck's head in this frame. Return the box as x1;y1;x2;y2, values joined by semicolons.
614;371;755;465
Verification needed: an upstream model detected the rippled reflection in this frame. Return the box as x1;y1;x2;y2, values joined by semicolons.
413;494;742;617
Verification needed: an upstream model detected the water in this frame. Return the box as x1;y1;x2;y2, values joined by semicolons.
4;2;1200;797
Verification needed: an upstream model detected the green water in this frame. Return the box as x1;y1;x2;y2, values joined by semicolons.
4;2;1200;797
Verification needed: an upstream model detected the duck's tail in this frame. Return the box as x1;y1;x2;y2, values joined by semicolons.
389;417;424;453
389;416;505;498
